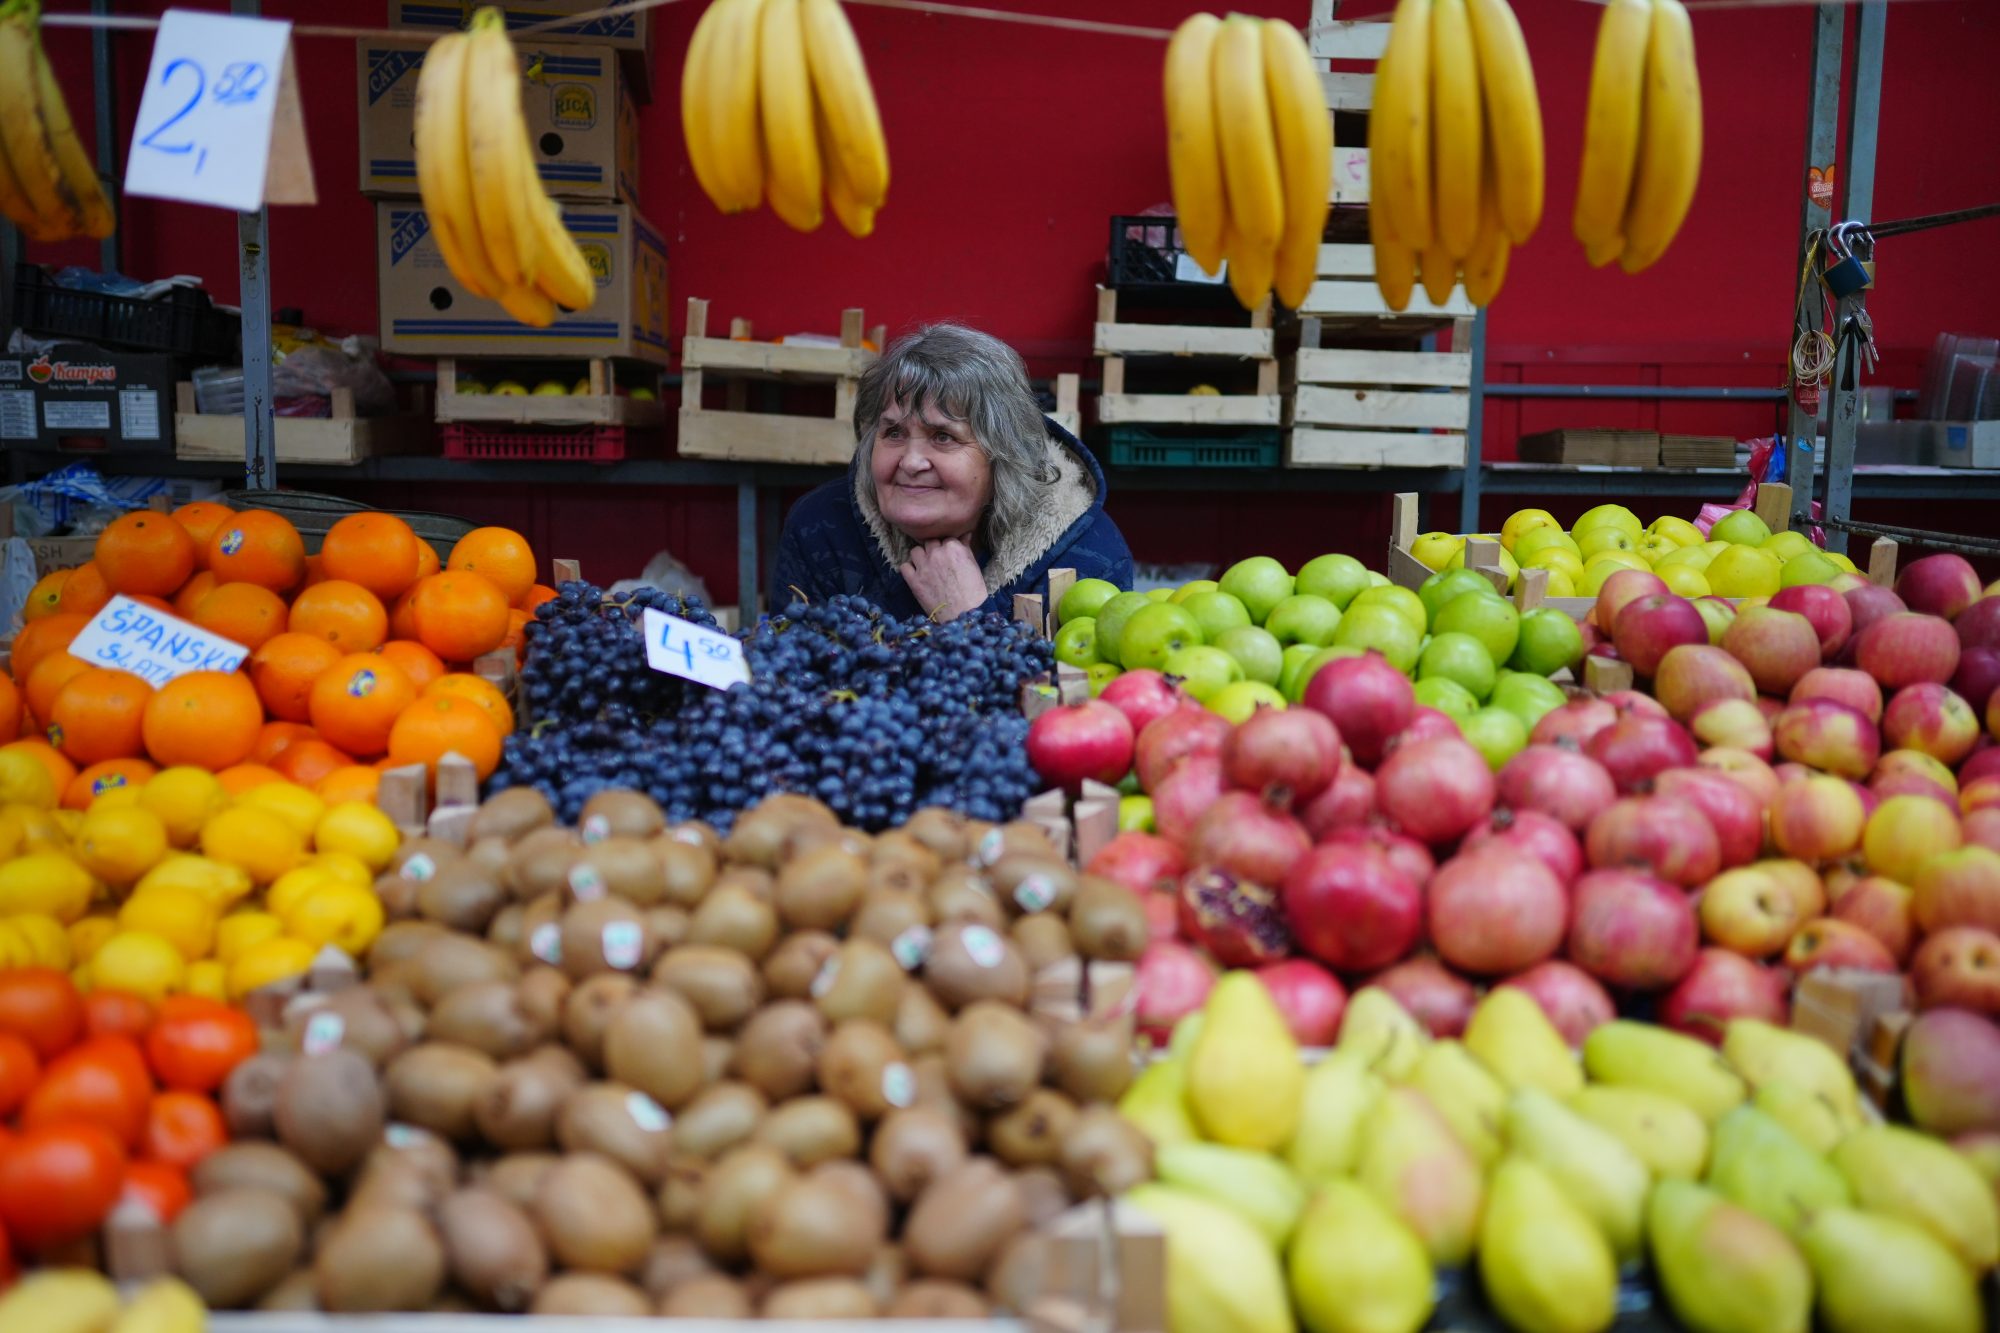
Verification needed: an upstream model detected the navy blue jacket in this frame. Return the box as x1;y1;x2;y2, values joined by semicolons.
769;419;1133;619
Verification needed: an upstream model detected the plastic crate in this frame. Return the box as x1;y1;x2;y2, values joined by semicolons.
1105;216;1240;304
12;264;241;361
1107;427;1282;469
441;421;626;462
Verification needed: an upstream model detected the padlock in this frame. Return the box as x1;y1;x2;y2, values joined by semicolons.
1819;225;1873;298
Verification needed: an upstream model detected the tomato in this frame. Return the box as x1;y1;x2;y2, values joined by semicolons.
143;996;258;1093
0;969;82;1060
82;989;155;1043
139;1092;226;1171
21;1036;154;1149
120;1159;191;1224
0;1123;126;1251
0;1034;38;1119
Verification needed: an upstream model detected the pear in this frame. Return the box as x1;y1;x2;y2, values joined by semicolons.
1462;987;1582;1098
1705;1105;1849;1237
1168;1010;1205;1060
1355;1087;1484;1268
1118;1059;1201;1147
1335;987;1428;1081
1477;1157;1617;1333
1287;1050;1383;1182
1503;1089;1651;1260
1155;1142;1308;1248
1955;1132;2000;1192
1187;972;1303;1151
1646;1179;1811;1333
1568;1085;1710;1180
1582;1020;1747;1124
1406;1040;1506;1165
1720;1019;1862;1132
1830;1124;1999;1271
1288;1179;1434;1333
1750;1079;1845;1154
1127;1183;1298;1333
1800;1206;1983;1333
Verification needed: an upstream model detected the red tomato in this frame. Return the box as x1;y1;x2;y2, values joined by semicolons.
0;969;83;1060
139;1092;226;1171
120;1160;192;1224
82;990;155;1043
143;996;258;1093
21;1036;154;1149
0;1123;126;1251
0;1034;39;1119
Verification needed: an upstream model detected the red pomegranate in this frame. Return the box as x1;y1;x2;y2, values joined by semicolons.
1187;791;1313;887
1281;842;1423;974
1496;743;1619;833
1135;706;1230;793
1463;808;1585;886
1584;794;1722;888
1300;652;1415;768
1375;736;1496;847
1221;706;1341;808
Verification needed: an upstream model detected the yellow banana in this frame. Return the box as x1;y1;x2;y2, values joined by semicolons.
1428;0;1481;260
704;0;768;212
109;1278;207;1333
0;1269;122;1333
813;100;874;238
1371;196;1417;314
1573;0;1651;254
0;96;57;238
497;284;556;327
1462;173;1510;305
801;0;886;208
759;0;823;231
1212;14;1282;307
1163;13;1226;276
1464;0;1543;244
1619;0;1701;273
414;32;501;299
1264;18;1332;310
1584;232;1623;268
682;0;733;211
464;8;541;291
529;196;595;312
0;0;80;238
1418;237;1457;306
1372;0;1433;251
29;16;111;238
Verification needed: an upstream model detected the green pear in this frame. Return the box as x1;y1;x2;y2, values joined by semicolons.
1800;1206;1983;1333
1705;1106;1850;1236
1117;1059;1201;1147
1830;1124;1999;1271
1646;1179;1811;1333
1582;1020;1747;1124
1568;1085;1710;1180
1335;987;1428;1081
1126;1184;1298;1333
1168;1010;1205;1060
1407;1040;1506;1164
1720;1019;1862;1133
1287;1050;1383;1182
1155;1142;1308;1248
1356;1087;1484;1268
1288;1179;1435;1333
1187;972;1303;1150
1477;1157;1617;1333
1462;987;1582;1098
1750;1079;1845;1154
1502;1089;1651;1261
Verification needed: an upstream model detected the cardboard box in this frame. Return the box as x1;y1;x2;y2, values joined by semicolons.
0;342;175;453
376;201;670;363
1935;419;2000;469
356;37;638;201
390;0;657;102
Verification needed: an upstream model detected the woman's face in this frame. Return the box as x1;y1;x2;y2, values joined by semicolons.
870;398;993;541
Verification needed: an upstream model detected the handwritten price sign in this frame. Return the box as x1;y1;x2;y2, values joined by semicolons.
67;595;250;688
642;609;751;691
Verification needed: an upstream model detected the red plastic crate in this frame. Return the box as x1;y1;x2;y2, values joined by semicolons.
440;422;626;462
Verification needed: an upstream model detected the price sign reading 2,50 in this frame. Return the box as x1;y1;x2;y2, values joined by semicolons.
136;57;270;175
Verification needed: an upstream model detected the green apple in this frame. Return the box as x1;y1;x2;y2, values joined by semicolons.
1433;592;1520;667
1181;589;1253;641
1693;595;1736;644
1209;680;1287;723
1216;625;1284;686
1145;588;1175;602
1761;530;1816;562
1574;503;1642;537
1276;642;1325;700
1779;549;1842;587
1163;644;1244;702
1053;616;1101;667
1058;577;1121;625
1264;593;1343;647
1418;630;1497;702
1169;579;1220;604
1461;707;1530;770
1418;568;1503;628
1349;585;1428;638
1710;509;1772;546
1118;795;1155;833
1119;602;1203;671
1295;553;1371;610
1330;604;1422;674
1367;571;1392;588
1506;606;1583;676
1289;645;1363;702
1414;675;1480;719
1218;556;1295;624
1490;671;1567;730
1085;662;1122;696
1093;592;1151;667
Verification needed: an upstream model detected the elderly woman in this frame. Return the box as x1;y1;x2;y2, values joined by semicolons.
769;323;1133;621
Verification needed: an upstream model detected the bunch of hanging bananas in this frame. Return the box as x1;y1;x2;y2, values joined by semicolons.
413;6;595;326
1368;0;1542;311
0;0;113;242
1163;13;1329;312
1575;0;1701;273
683;0;888;237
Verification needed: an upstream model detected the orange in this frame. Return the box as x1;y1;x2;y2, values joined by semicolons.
250;720;316;766
94;512;196;597
54;563;110;618
0;673;18;745
315;764;380;805
171;501;233;563
63;758;156;812
424;672;515;735
171;571;217;618
377;640;445;694
446;527;535;604
204;510;305;593
271;739;351;788
14;614;88;684
24;653;92;730
500;608;531;656
48;668;154;764
387;693;502;781
191;582;288;651
141;672;263;771
5;739;77;798
309;653;416;759
319;512;421;601
215;763;282;796
300;553;328;589
23;570;70;622
287;580;388;653
414;540;441;579
412;571;510;663
126;595;174;614
387;586;421;641
247;633;342;724
517;583;558;613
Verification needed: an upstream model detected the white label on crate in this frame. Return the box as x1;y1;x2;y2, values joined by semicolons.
119;389;161;440
1174;253;1228;284
44;400;111;431
642;609;750;691
68;594;249;688
0;391;33;439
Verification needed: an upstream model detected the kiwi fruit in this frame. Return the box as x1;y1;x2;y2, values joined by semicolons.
190;1143;325;1227
533;1151;657;1274
775;845;868;931
480;1152;559;1212
425;979;553;1060
555;1082;674;1186
746;1174;885;1279
372;870;420;921
701;1034;735;1084
813;937;904;1026
714;864;775;902
645;905;692;953
171;1187;304;1308
665;818;722;853
557;897;656;981
367;920;445;971
902;806;972;862
561;973;637;1069
816;1020;911;1121
515;965;570;1030
410;934;519;1006
1051;1009;1137;1104
353;1124;460;1207
384;1042;499;1140
869;1106;968;1204
753;1095;860;1168
1011;912;1076;972
530;1274;653;1316
476;1047;586;1150
730;1000;825;1101
434;1185;547;1312
870;828;943;889
943;1001;1047;1111
926;924;1030;1011
811;1159;891;1237
390;835;462;881
904;1156;1027;1282
652;838;718;908
656;1153;709;1233
315;1204;445;1313
284;986;412;1069
579;836;669;904
1059;1104;1155;1198
651;945;765;1031
603;989;706;1110
761;930;837;999
907;1053;981;1143
469;786;554;842
1013;1165;1072;1229
780;820;860;864
984;820;1062;865
661;1274;754;1317
892;983;952;1057
986;854;1077;917
728;795;837;865
272;1049;383;1176
504;830;584;900
673;1081;768;1160
986;1088;1078;1168
220;1052;289;1139
890;1281;990;1317
927;865;1006;929
580;788;667;839
1069;874;1150;960
851;888;932;949
255;1270;322;1313
639;1234;715;1303
415;861;506;935
687;882;779;959
694;1144;795;1262
985;1232;1050;1314
763;1279;879;1318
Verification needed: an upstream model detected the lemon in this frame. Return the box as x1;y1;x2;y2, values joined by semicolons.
1500;508;1559;553
314;802;400;871
1706;545;1783;598
141;767;229;849
1577;526;1638;561
0;852;95;923
118;887;217;962
0;922;37;970
184;960;229;1003
238;782;325;842
1779;550;1842;587
227;937;317;999
90;786;141;811
283;883;384;957
74;806;169;889
1514;527;1582;563
52;809;83;840
1647;515;1706;548
69;914;118;964
215;910;285;965
0;751;57;810
1710;510;1772;546
1654;543;1718;573
307;852;373;887
11;914;72;969
136;853;254;909
1574;504;1642;538
266;866;337;921
201;805;304;886
91;931;187;1002
0;806;68;853
1657;564;1713;598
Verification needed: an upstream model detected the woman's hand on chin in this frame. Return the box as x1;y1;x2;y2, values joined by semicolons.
900;538;987;622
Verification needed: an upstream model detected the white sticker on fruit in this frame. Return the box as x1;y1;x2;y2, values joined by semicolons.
384;1123;423;1148
890;926;934;972
1014;873;1057;913
976;829;1005;867
530;922;563;965
66;594;248;688
882;1062;916;1109
811;957;840;999
967;874;996;900
302;1011;344;1055
602;921;643;971
399;852;437;883
642;608;751;691
569;864;606;901
582;814;611;844
961;925;1005;969
669;826;707;846
626;1092;671;1133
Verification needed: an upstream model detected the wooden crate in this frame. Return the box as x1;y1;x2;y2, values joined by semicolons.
677;297;881;465
434;357;666;428
173;385;431;466
1308;5;1388;110
1286;342;1471;469
1049;372;1082;440
1093;286;1281;428
1296;242;1474;334
1517;428;1662;467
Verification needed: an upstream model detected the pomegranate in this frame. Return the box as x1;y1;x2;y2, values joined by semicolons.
1530;697;1619;748
1143;890;1178;944
1653;768;1766;869
1099;669;1184;738
1152;754;1225;845
1567;868;1699;991
1221;707;1341;808
1426;847;1568;975
1659;949;1789;1042
1376;736;1496;846
1026;700;1134;793
1300;652;1415;768
1176;867;1293;967
1496;744;1619;833
1134;941;1217;1042
1322;824;1437;888
1299;763;1376;839
1463;808;1584;885
1281;842;1422;973
1135;706;1230;793
1397;707;1464;746
1254;959;1348;1046
1188;791;1313;886
1500;961;1616;1046
1368;955;1478;1037
1084;830;1187;897
1584;712;1699;794
1585;794;1722;887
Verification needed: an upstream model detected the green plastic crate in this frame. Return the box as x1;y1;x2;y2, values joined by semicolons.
1107;427;1281;469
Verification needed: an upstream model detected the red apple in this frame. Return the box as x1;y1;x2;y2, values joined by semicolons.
1964;777;2000;814
1499;960;1616;1046
1613;594;1710;678
1911;927;2000;1016
1869;749;1959;808
1957;596;2000;653
1281;842;1422;973
1790;666;1884;723
1585;713;1699;794
1723;606;1824;696
1655;768;1766;868
1914;845;2000;934
1769;584;1855;658
1857;613;1962;689
1655;644;1758;722
1832;874;1918;965
1594;569;1671;633
1881;683;1981;767
1689;698;1775;759
1604;689;1671;720
1897;553;1984;622
1951;646;2000;717
1567;868;1699;991
1254;958;1349;1045
1697;747;1781;808
1028;700;1135;792
1762;856;1830;919
1098;669;1184;739
1772;698;1882;780
1700;864;1808;957
1963;808;2000;854
1426;846;1569;976
1660;948;1790;1043
1367;955;1477;1038
1770;774;1866;863
1586;794;1722;887
1785;917;1899;973
1902;1008;2000;1136
1841;582;1909;659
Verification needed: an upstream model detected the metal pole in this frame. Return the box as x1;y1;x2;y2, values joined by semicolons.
1458;310;1486;534
90;0;119;276
1785;5;1844;524
1822;0;1885;555
232;0;275;490
737;480;758;624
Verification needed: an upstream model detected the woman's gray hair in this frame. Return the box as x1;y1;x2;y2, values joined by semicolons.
853;323;1055;542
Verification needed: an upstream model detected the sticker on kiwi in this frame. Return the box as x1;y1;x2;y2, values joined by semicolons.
810;956;841;999
530;922;563;965
961;925;1006;969
1014;873;1058;913
582;813;611;844
881;1062;916;1109
302;1011;345;1056
568;864;606;901
669;826;707;846
626;1092;671;1133
890;926;933;971
602;921;643;971
975;828;1005;867
384;1123;424;1149
967;874;997;900
399;853;437;883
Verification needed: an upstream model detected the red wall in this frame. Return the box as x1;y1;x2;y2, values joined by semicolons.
23;0;2000;601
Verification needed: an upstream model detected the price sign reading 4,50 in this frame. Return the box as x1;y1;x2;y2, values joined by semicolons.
641;609;752;691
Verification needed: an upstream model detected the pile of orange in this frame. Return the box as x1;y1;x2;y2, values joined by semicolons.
4;504;548;807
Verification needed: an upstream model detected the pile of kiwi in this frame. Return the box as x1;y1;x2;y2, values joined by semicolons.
175;788;1156;1318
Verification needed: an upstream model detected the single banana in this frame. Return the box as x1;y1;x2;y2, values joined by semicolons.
414;32;500;299
801;0;887;208
1163;13;1227;276
0;103;58;238
1618;0;1701;273
0;0;80;237
815;100;875;237
1372;0;1433;251
1584;231;1623;268
704;0;768;212
682;0;733;211
1464;0;1543;244
1264;18;1332;310
1428;0;1481;259
1371;197;1417;313
109;1278;207;1333
29;14;111;237
759;0;823;231
0;1268;123;1333
497;284;557;327
1462;173;1510;305
1573;0;1652;254
1211;13;1282;307
1418;236;1457;306
529;196;595;312
464;8;541;291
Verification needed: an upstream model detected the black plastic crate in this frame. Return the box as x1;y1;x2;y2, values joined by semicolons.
1105;215;1241;304
12;263;241;361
